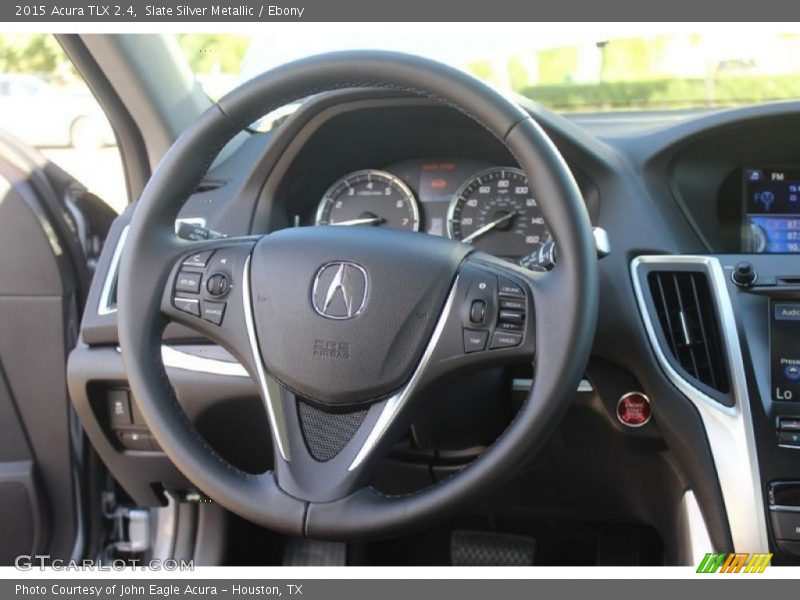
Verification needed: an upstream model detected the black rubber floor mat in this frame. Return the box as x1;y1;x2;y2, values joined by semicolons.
450;529;536;566
282;538;347;566
596;525;641;566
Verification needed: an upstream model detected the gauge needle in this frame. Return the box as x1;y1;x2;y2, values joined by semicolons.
461;212;517;243
329;217;385;226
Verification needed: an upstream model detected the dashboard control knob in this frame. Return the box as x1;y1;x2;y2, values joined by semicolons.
732;262;757;287
206;273;230;297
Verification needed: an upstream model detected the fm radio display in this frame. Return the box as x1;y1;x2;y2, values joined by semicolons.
744;168;800;253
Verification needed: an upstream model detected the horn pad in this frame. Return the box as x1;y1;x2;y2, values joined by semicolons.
250;227;470;407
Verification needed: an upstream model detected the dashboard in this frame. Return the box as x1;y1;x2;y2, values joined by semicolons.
70;88;800;563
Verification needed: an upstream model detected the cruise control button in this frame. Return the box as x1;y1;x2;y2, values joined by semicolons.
202;301;226;325
175;270;201;293
499;310;525;323
499;298;526;311
496;321;523;332
498;277;525;299
182;250;214;268
173;297;200;316
490;331;523;349
463;329;488;353
470;300;486;324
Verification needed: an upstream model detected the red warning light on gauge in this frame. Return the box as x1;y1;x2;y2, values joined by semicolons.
616;392;651;427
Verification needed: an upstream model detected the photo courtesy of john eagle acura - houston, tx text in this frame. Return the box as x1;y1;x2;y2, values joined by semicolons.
2;24;800;578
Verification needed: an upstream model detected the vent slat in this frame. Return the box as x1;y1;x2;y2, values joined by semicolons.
647;270;730;395
672;273;701;378
688;273;719;390
653;274;680;358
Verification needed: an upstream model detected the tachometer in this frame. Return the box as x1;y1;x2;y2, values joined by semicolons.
447;167;549;257
315;169;420;231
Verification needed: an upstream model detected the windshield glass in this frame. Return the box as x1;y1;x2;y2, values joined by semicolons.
177;26;800;113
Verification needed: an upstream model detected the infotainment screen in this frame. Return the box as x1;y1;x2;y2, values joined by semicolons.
743;167;800;253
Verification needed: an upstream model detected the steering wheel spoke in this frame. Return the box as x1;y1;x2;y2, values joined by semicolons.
160;238;260;368
269;381;398;502
417;255;538;380
264;254;540;504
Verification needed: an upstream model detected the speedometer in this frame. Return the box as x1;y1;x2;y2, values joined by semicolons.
447;167;549;257
315;169;420;231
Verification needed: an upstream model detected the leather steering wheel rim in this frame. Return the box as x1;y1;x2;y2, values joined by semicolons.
117;50;598;540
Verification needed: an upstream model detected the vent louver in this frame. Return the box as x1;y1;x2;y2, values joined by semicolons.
647;270;729;394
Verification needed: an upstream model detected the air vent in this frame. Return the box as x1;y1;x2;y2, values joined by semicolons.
647;270;730;394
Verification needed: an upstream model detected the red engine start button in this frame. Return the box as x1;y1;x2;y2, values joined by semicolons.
616;392;651;427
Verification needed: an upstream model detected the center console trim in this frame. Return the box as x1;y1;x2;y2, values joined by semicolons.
631;254;768;552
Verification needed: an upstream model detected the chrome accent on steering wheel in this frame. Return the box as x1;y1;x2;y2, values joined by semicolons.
349;276;459;471
242;254;291;461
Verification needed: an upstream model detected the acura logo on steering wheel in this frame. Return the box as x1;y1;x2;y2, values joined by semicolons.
312;261;368;320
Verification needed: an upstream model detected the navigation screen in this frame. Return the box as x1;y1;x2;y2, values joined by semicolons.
744;167;800;253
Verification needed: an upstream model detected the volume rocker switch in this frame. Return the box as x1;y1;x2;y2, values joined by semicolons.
206;273;230;297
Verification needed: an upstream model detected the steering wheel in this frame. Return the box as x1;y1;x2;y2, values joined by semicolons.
117;51;598;540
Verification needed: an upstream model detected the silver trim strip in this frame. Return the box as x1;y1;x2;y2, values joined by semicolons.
677;490;715;565
116;346;250;378
512;377;593;393
242;255;290;461
769;504;800;513
97;225;129;315
349;278;459;471
98;219;208;316
161;346;248;378
150;489;178;561
631;255;768;552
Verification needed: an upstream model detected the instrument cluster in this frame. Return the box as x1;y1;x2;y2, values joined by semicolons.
313;159;551;259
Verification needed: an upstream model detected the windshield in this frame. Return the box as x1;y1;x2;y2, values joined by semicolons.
178;26;800;113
